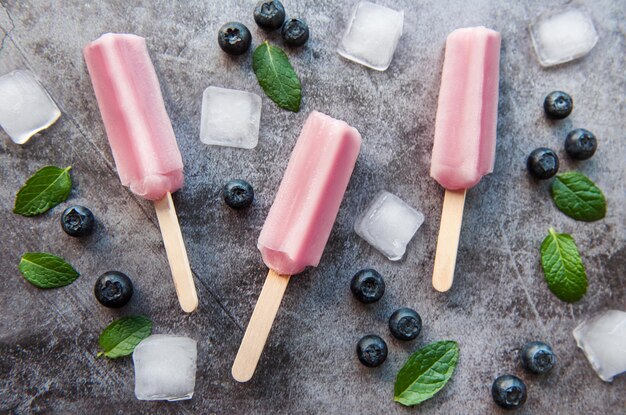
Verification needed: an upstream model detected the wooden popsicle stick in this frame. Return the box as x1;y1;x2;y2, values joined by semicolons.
432;188;467;292
232;269;291;382
154;192;198;313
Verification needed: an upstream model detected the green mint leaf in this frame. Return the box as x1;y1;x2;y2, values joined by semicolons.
98;315;153;359
253;41;302;112
394;340;459;406
13;166;72;216
18;252;80;288
551;172;606;222
540;228;588;303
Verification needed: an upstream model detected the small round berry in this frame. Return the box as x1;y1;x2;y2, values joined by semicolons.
218;22;252;55
527;147;559;179
389;308;422;341
61;205;95;237
356;335;388;367
350;269;385;303
281;18;309;47
521;341;556;374
544;91;573;119
565;128;597;160
253;0;286;31
94;271;133;308
223;179;254;210
492;375;527;409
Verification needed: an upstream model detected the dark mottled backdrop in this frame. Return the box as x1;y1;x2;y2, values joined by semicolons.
1;0;624;414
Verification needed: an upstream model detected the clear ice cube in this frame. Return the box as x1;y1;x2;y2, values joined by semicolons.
529;6;599;67
337;1;404;71
200;86;262;149
573;310;626;382
0;70;61;144
133;334;198;401
355;191;424;260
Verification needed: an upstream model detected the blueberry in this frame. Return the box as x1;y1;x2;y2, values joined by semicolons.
94;271;133;308
389;308;422;341
492;375;527;409
218;22;252;55
281;18;309;47
350;269;385;303
61;205;95;237
521;341;556;374
356;335;387;367
223;179;254;210
527;147;559;179
565;128;597;160
544;91;573;119
254;0;286;31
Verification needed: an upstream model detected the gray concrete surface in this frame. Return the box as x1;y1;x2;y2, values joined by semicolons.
1;0;624;414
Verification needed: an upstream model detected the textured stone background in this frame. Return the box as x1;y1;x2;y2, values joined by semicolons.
1;0;624;414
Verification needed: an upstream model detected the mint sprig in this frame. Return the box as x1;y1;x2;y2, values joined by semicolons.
18;252;80;288
14;166;72;216
540;228;587;303
98;315;153;359
252;41;302;112
551;172;606;222
394;340;459;406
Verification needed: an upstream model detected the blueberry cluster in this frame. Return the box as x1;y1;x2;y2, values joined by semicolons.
60;180;256;310
218;1;309;56
491;341;556;409
60;205;137;308
350;269;423;367
527;91;598;179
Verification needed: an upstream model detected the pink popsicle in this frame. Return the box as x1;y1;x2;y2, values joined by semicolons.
430;27;501;293
83;33;197;312
258;111;362;275
233;111;361;382
431;27;501;190
84;33;183;201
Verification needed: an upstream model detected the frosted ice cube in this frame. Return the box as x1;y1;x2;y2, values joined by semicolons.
133;334;198;401
0;70;61;144
573;310;626;382
200;86;262;149
529;6;599;67
337;1;404;71
355;191;424;260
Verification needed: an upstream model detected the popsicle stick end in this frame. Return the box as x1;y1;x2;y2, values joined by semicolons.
231;269;290;382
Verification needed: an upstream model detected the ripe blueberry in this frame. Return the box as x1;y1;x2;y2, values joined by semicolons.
389;308;422;341
223;179;254;210
282;18;309;47
218;22;252;55
521;341;556;374
350;269;385;303
94;271;134;308
254;1;286;31
565;128;597;160
544;91;573;119
356;334;388;367
492;374;527;409
61;205;95;237
527;147;559;179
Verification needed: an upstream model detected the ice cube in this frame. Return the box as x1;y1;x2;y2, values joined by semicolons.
529;6;599;67
573;310;626;382
355;191;424;260
133;334;198;401
200;86;262;149
337;1;404;71
0;70;61;144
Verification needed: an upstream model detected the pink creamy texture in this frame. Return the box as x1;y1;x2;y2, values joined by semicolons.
258;111;362;275
430;27;501;190
83;33;183;200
